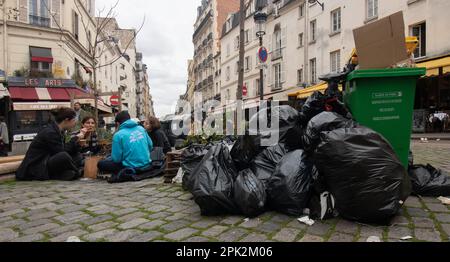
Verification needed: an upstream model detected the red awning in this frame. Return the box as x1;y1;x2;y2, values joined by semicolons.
47;88;70;101
30;47;54;63
31;57;54;63
8;87;39;101
66;88;91;99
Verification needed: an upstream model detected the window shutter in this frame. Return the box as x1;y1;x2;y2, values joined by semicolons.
249;56;252;71
19;0;28;22
267;65;272;87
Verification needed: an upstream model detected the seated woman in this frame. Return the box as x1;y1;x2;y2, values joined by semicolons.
70;116;102;169
144;116;172;154
16;108;88;181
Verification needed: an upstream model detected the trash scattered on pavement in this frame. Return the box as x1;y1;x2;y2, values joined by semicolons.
400;236;413;241
367;236;381;242
409;164;450;197
438;197;450;205
298;216;315;226
66;236;81;242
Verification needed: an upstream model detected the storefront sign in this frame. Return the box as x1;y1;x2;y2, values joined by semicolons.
8;77;77;88
13;102;71;111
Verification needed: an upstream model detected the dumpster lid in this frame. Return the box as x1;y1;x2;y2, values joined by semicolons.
347;68;426;81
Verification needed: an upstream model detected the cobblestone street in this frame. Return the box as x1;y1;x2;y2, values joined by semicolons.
0;141;449;242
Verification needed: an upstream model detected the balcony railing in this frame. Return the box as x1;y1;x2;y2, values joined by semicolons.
29;15;50;28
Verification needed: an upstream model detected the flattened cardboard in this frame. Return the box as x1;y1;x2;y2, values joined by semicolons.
353;11;408;69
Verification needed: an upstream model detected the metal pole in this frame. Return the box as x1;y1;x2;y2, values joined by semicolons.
259;36;264;102
236;0;245;135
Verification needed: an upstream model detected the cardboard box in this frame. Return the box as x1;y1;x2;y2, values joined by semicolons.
353;11;408;69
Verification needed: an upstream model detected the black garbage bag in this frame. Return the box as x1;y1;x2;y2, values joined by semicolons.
409;164;450;197
302;112;354;152
230;135;265;171
307;166;339;220
315;127;411;224
251;143;288;187
181;144;212;191
190;143;239;216
299;91;326;125
233;169;267;218
267;150;314;216
249;106;302;150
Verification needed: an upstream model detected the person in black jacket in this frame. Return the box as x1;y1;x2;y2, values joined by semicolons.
144;116;172;154
16;108;89;181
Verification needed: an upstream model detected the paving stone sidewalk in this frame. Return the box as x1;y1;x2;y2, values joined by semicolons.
0;141;449;242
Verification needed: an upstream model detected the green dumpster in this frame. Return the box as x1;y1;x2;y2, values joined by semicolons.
344;68;426;168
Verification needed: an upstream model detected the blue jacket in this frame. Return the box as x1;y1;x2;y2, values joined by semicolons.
112;120;153;168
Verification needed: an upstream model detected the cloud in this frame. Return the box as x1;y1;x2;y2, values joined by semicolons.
96;0;201;117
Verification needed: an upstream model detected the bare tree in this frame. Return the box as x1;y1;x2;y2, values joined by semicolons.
42;0;145;125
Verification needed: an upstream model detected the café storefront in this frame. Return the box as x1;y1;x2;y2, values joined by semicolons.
6;77;112;154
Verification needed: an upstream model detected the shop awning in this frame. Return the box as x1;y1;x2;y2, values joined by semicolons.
288;83;344;100
47;88;70;101
30;47;53;63
66;88;90;99
74;98;113;114
417;55;450;77
9;87;39;101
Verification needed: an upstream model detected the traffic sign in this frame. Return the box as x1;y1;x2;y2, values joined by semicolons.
110;95;120;106
258;47;268;63
243;84;248;96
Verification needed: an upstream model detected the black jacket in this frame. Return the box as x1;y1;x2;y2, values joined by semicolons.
16;122;79;181
148;128;172;154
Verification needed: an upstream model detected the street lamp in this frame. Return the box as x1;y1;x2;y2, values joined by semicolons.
308;0;324;11
254;10;267;102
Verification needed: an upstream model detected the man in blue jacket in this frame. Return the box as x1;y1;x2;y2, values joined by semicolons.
98;111;153;176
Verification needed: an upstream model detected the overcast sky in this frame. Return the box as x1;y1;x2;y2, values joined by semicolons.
97;0;201;118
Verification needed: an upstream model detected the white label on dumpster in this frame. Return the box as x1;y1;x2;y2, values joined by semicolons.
372;91;403;99
379;107;395;113
372;99;402;105
373;116;400;121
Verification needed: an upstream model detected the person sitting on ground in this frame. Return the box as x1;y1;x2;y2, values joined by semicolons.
16;108;88;181
70;116;102;168
97;111;153;176
144;116;172;154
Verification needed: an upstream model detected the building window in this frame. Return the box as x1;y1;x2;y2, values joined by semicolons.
310;20;317;42
244;30;250;44
226;66;230;81
411;22;426;58
299;3;305;18
235;61;239;75
227;44;230;57
273;26;282;59
29;0;50;27
367;0;378;20
310;58;317;84
298;33;303;47
330;50;341;73
331;8;341;34
72;11;79;40
245;56;251;71
274;63;282;89
235;36;240;50
226;89;230;101
31;61;52;74
297;69;303;84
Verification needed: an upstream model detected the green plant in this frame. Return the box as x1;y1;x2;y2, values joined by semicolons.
13;67;29;77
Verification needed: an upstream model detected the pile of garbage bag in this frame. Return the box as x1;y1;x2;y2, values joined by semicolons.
179;95;434;225
409;164;450;197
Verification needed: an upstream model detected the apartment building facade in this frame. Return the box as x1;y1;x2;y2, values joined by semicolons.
192;0;240;104
217;0;450;110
